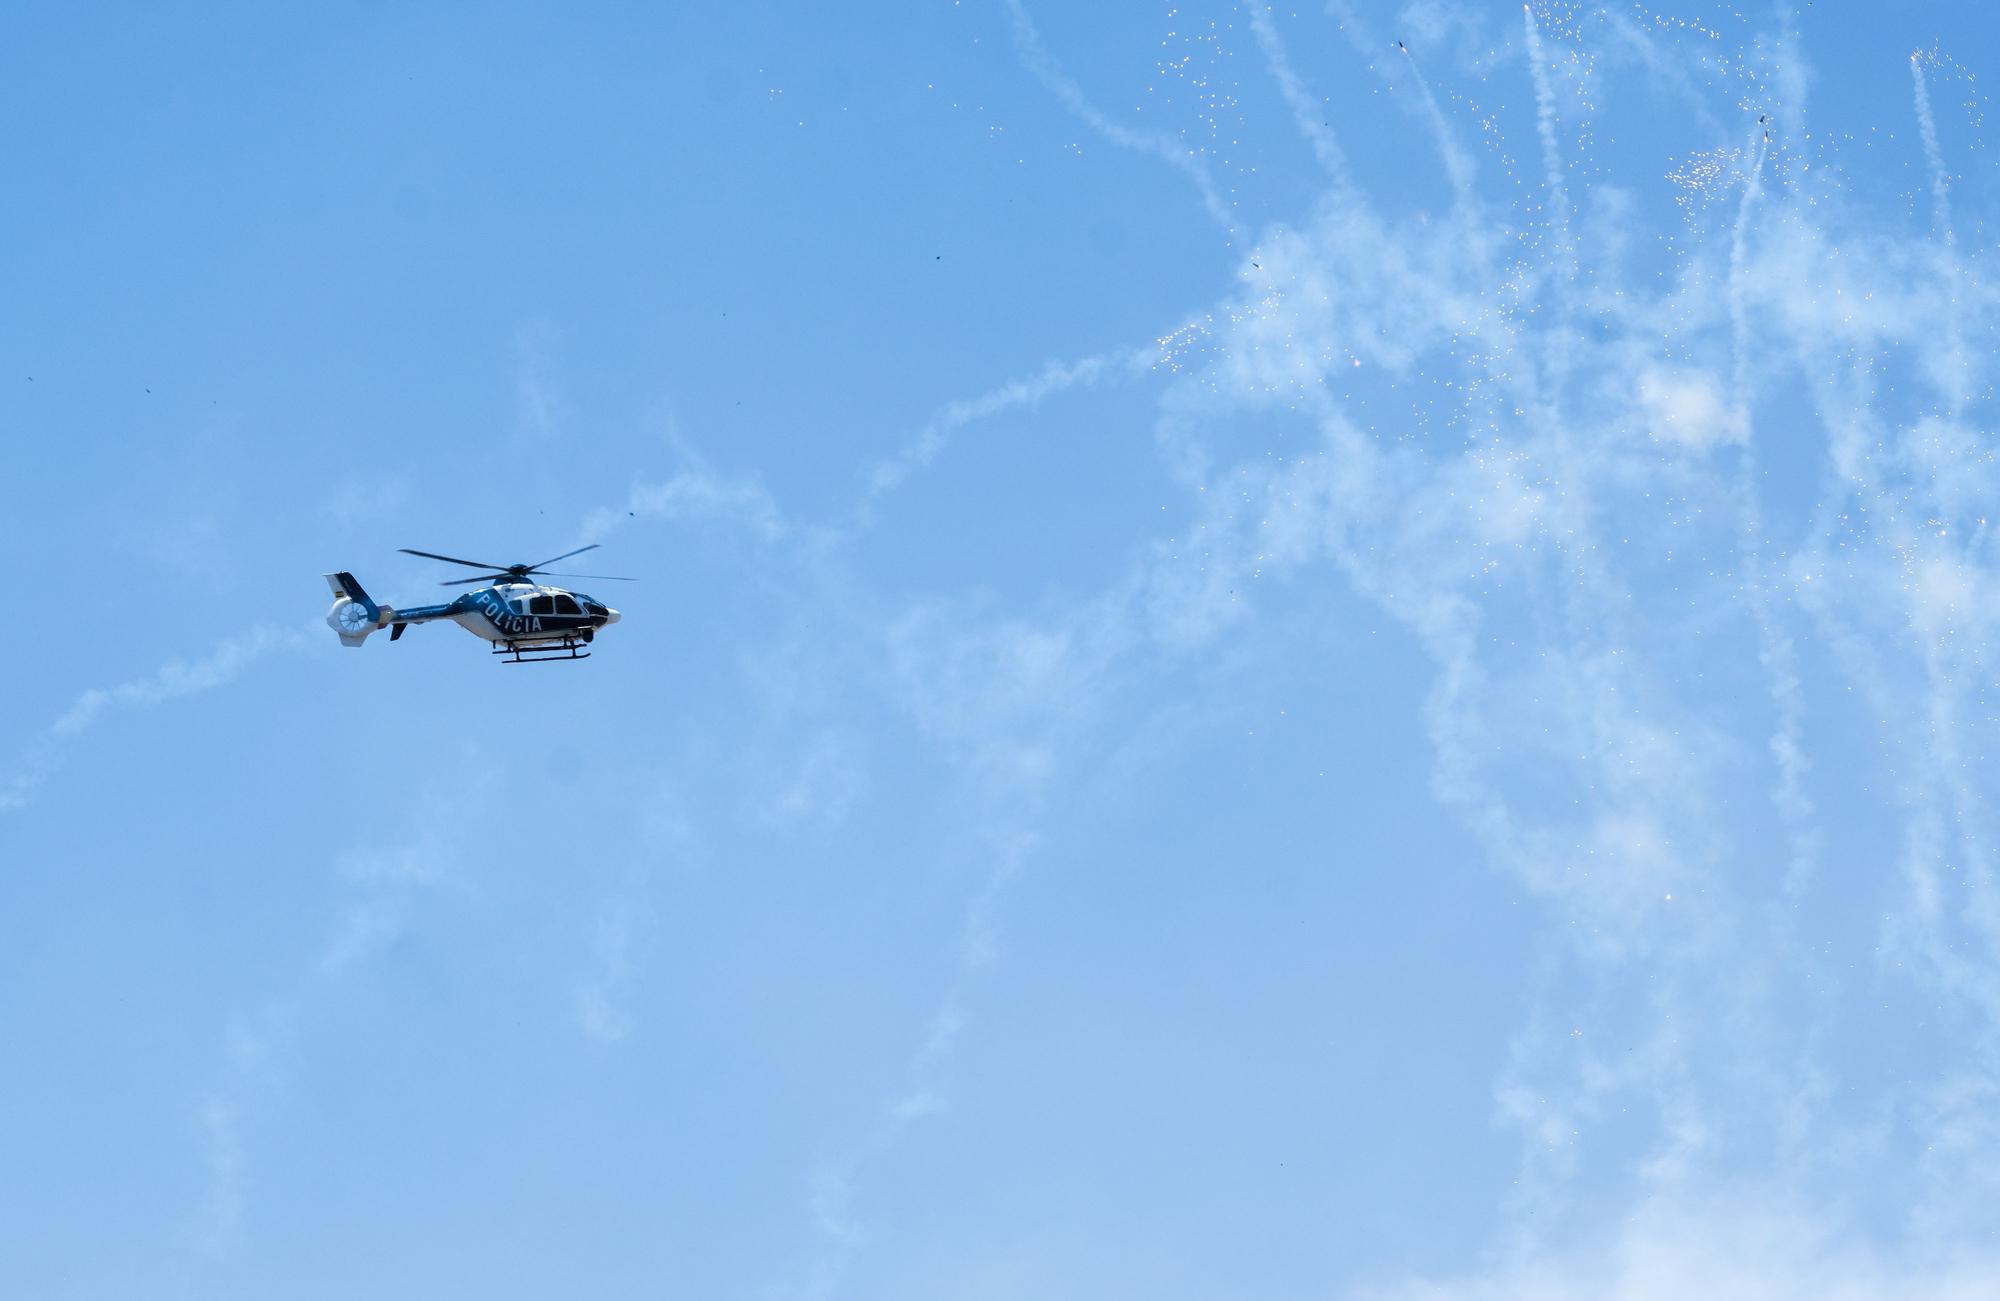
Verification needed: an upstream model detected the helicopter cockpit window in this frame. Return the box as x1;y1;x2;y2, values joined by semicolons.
553;595;581;616
529;595;556;616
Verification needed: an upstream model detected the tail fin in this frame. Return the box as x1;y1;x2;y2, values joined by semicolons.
325;571;380;619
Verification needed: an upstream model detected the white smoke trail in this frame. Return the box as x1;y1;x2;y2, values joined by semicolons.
781;590;1133;1298
1243;1;1356;191
1320;0;1476;210
1522;4;1577;289
1913;55;1956;249
1912;54;1971;416
856;345;1155;513
1774;1;1810;164
1397;43;1477;212
1;623;312;813
1723;130;1819;901
1002;0;1249;245
1596;8;1727;145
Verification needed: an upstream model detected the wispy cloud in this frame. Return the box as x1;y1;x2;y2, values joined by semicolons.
574;899;639;1045
1354;1192;2000;1301
185;762;491;1263
581;430;794;547
758;729;867;830
511;321;571;445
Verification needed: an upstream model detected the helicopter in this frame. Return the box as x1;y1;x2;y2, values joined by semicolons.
325;545;629;663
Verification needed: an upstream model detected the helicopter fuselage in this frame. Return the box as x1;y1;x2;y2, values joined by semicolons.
429;582;620;643
324;572;619;661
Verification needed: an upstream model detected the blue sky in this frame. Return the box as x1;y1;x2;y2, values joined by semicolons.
7;2;2000;1296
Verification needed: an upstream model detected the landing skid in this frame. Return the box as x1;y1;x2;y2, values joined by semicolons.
495;636;592;664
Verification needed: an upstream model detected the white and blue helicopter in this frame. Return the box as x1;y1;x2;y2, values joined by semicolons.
325;545;629;663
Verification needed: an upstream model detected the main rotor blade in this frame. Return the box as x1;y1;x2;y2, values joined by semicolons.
525;543;599;571
401;547;514;571
440;573;511;586
537;571;638;582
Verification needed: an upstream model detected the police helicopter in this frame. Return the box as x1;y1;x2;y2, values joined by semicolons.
324;545;629;663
